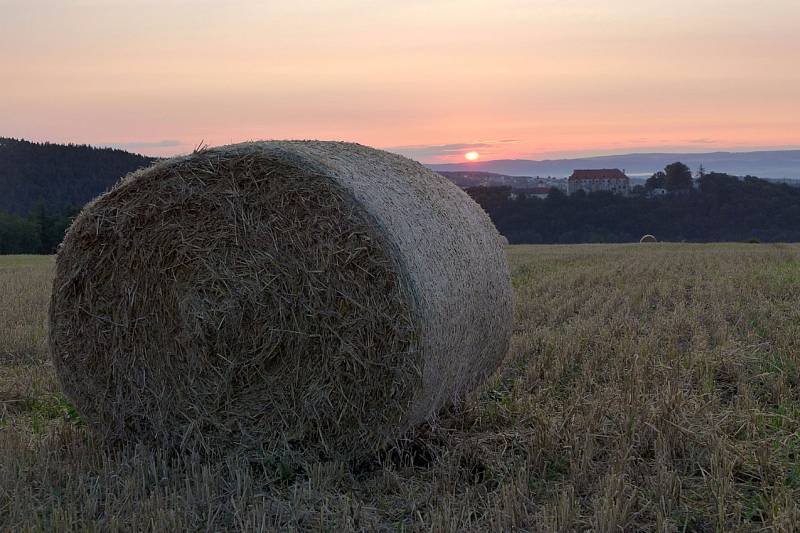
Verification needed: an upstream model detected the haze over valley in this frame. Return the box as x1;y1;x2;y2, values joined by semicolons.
429;149;800;181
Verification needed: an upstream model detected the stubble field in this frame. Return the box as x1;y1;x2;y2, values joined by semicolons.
1;244;799;531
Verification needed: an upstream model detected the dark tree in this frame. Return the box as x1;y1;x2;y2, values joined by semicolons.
546;187;568;203
464;186;511;210
645;171;666;190
664;162;693;191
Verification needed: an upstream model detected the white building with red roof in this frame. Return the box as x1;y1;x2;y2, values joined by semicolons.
568;169;630;196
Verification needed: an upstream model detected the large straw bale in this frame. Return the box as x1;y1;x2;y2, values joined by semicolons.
49;141;513;456
640;234;657;243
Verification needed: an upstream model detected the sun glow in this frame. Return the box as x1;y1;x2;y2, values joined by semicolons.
464;151;479;161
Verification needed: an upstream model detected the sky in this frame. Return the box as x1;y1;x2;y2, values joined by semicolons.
1;0;798;163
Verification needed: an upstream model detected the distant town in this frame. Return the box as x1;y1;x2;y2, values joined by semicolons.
440;165;800;201
458;161;800;245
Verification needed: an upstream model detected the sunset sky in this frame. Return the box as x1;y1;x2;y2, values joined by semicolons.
2;0;798;163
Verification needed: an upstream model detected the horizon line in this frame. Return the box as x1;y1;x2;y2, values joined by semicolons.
4;136;800;164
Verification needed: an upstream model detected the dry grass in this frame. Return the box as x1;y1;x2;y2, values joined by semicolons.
3;244;800;531
0;255;53;365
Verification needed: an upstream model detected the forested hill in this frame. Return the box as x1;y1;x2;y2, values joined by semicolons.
0;138;155;215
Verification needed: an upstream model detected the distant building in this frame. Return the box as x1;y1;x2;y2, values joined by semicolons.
508;186;553;200
568;169;630;195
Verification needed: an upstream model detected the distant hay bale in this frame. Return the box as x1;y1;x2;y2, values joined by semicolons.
640;234;657;243
500;235;510;246
49;141;513;457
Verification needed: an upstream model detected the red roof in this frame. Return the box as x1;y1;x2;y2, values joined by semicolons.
569;169;628;181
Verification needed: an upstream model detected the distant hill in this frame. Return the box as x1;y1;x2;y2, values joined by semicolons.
0;138;155;215
429;150;800;180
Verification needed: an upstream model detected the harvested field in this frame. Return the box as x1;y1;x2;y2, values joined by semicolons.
2;244;800;531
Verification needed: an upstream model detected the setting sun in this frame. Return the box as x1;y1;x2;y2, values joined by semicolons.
465;151;479;161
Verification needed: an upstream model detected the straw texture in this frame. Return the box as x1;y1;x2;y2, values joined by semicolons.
49;141;513;456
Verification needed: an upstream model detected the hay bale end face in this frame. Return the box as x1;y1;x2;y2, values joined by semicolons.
640;234;657;243
49;141;513;456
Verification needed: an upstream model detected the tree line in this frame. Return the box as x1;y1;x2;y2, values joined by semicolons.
1;157;799;253
0;137;153;254
0;137;153;215
467;166;800;244
0;205;77;254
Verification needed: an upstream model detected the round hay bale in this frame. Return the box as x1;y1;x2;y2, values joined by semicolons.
49;141;513;457
499;235;510;246
639;234;657;243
